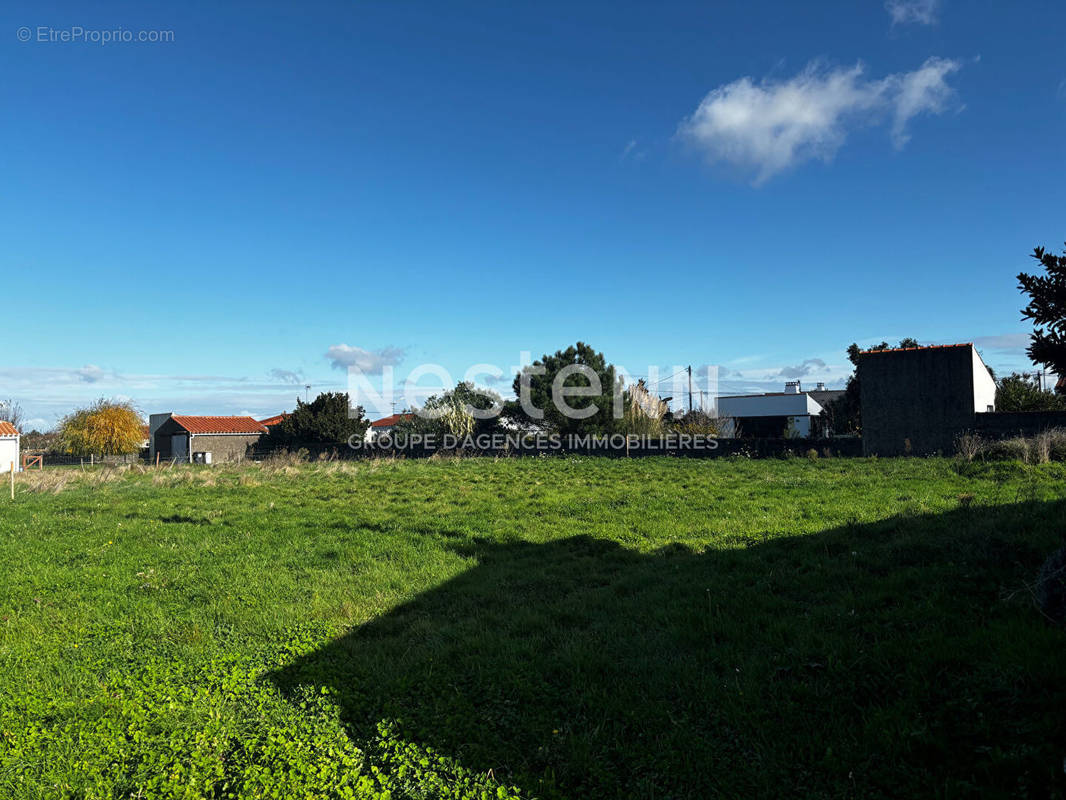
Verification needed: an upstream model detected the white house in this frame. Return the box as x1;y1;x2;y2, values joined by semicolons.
365;413;414;441
716;381;843;438
0;421;20;473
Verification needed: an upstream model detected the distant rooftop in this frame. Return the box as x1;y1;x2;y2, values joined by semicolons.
370;413;414;428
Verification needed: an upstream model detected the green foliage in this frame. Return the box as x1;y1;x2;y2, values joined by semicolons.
3;459;1066;798
1018;242;1066;378
821;376;861;435
995;372;1066;412
394;382;503;442
267;392;369;447
509;342;623;435
57;398;144;455
667;408;720;436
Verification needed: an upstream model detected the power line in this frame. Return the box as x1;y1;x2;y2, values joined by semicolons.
652;369;687;386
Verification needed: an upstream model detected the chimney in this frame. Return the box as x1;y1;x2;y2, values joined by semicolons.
816;382;825;391
785;381;801;394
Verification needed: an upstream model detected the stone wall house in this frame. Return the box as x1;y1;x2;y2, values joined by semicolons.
149;415;266;463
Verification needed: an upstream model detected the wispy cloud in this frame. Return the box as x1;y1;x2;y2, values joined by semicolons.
620;139;645;162
0;365;342;429
886;0;940;26
268;368;304;384
972;333;1030;352
76;364;115;383
325;344;406;374
678;57;961;183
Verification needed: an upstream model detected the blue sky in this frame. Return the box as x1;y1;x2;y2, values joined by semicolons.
2;0;1064;428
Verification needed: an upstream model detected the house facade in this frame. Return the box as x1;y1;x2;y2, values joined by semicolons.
149;414;266;463
0;421;19;473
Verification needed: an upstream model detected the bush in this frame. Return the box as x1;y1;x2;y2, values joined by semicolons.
955;432;984;462
267;392;368;448
1049;429;1066;462
1036;545;1066;628
956;429;1066;464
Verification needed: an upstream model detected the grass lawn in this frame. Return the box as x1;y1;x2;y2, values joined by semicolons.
1;456;1065;799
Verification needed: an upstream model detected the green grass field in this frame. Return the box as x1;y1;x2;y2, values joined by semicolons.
1;456;1065;799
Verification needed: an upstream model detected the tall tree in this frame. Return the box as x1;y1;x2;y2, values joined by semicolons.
268;392;369;446
509;342;623;435
1018;243;1066;384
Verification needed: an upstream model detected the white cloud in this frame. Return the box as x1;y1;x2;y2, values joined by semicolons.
325;344;406;374
886;0;940;26
778;358;828;379
678;57;961;183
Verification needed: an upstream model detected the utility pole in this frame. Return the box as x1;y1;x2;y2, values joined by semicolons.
687;365;693;414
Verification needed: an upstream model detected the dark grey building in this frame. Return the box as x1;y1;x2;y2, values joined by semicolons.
858;344;997;456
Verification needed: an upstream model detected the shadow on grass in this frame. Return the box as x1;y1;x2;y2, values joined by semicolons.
271;501;1066;799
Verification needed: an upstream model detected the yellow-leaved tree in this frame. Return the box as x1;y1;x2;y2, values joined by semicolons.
59;399;145;456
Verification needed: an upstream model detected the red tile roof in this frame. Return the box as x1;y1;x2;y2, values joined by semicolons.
258;414;288;427
170;415;267;435
0;421;18;436
370;413;414;428
860;343;972;355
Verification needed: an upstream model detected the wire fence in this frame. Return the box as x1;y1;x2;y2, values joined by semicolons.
17;452;146;469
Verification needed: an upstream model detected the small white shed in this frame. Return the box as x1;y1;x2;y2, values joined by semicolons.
0;421;20;473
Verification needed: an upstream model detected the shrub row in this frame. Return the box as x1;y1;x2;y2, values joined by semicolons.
956;428;1066;464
